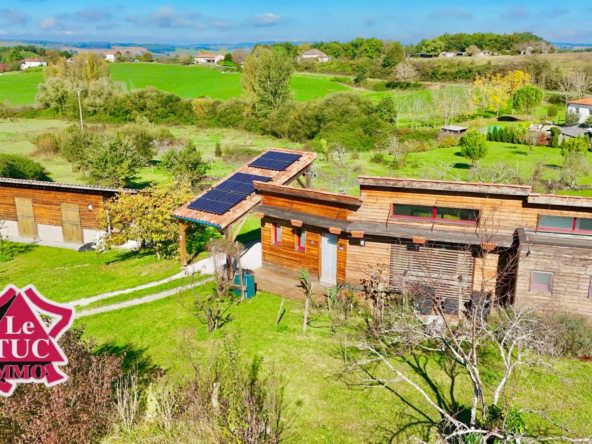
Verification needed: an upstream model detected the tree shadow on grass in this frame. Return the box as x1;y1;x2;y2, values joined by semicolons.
94;341;164;385
332;344;473;443
103;249;156;265
1;242;37;260
453;163;471;170
510;149;529;156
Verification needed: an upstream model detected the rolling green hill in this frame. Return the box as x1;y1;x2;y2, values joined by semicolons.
0;63;351;106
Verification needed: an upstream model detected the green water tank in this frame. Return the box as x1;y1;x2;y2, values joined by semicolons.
234;273;256;298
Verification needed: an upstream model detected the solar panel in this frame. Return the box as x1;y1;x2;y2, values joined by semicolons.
249;151;302;171
187;172;273;215
215;173;271;195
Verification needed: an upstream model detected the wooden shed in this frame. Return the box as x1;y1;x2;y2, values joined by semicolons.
0;178;134;245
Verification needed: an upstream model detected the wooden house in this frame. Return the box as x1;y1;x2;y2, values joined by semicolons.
253;175;592;318
0;178;134;245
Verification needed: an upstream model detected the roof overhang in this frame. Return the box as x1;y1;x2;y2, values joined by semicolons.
527;193;592;209
358;176;532;197
172;149;317;231
518;227;592;249
0;178;136;194
254;181;361;207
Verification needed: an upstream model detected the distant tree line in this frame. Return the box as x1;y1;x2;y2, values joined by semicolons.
407;32;548;54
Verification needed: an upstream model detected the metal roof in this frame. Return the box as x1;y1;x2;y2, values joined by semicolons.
0;177;137;194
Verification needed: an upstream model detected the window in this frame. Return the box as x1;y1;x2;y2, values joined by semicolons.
538;215;592;234
530;271;553;293
272;224;281;246
295;228;306;252
392;204;478;224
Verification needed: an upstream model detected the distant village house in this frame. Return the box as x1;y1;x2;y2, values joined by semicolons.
567;98;592;125
194;54;224;65
301;49;329;62
20;59;47;70
104;51;118;62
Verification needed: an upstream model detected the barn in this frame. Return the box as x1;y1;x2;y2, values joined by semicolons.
0;178;135;246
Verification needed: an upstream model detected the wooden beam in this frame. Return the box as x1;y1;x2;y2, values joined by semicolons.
297;177;306;188
179;221;188;266
232;215;248;242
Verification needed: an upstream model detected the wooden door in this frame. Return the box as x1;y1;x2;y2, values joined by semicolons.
15;198;36;238
61;203;83;243
321;233;338;285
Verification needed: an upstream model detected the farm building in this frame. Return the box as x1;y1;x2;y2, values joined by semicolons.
301;49;329;62
104;51;118;62
567;98;592;125
174;151;592;318
194;54;224;65
20;59;47;70
0;178;135;246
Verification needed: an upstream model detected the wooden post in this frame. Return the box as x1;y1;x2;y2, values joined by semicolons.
179;221;188;266
224;227;233;280
232;216;248;242
305;166;312;189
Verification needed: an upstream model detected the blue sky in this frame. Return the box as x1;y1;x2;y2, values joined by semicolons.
1;0;591;45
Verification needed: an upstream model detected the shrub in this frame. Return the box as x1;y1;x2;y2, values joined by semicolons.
215;142;223;157
0;327;123;443
460;130;488;166
32;132;60;156
565;111;580;127
370;152;386;164
541;312;592;357
0;153;50;180
438;133;460;148
547;105;558;119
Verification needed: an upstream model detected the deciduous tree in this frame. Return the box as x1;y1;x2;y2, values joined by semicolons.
99;182;193;259
513;84;543;119
160;141;209;189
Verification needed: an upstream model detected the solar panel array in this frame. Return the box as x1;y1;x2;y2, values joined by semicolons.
187;172;271;215
249;151;302;171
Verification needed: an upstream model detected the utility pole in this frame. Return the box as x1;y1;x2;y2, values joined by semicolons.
75;87;84;130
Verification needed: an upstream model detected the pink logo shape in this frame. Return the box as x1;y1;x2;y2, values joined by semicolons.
0;285;75;397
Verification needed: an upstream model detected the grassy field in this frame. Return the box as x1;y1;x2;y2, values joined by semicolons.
76;287;592;443
3;117;591;197
0;242;181;303
0;64;352;106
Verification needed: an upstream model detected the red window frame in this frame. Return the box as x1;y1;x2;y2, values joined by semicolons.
530;271;553;293
391;204;478;225
295;228;306;252
272;223;282;246
538;216;592;235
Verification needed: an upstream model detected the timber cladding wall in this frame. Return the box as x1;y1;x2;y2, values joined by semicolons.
261;194;351;220
515;244;592;317
0;185;105;229
352;187;592;236
261;218;347;283
346;237;391;285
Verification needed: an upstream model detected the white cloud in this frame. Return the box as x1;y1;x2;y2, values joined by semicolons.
125;6;204;29
500;6;530;20
252;13;282;27
39;17;58;30
428;8;472;19
0;9;29;27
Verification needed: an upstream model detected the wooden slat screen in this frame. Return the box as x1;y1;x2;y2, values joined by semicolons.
61;203;82;243
15;197;36;238
389;241;474;302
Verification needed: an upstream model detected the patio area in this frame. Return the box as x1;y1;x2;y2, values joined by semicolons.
253;267;327;302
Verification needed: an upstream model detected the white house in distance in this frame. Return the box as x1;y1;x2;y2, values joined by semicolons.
439;52;457;58
104;51;118;62
194;54;224;65
301;49;329;62
567;98;592;125
20;59;47;70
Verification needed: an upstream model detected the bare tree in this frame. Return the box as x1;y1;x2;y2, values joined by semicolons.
298;268;315;333
331;143;347;166
115;368;140;433
523;130;543;156
556;70;575;110
410;94;427;129
572;70;592;100
467;162;513;184
393;61;419;83
392;94;409;128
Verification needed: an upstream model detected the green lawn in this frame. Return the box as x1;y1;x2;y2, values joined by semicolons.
0;71;44;105
78;290;592;443
0;64;352;106
0;243;181;303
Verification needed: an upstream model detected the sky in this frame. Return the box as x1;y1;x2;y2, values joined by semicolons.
1;0;592;45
